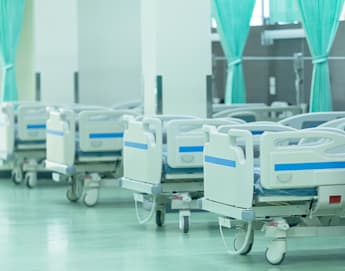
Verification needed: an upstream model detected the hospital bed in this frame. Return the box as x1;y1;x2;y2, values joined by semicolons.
0;102;49;188
112;100;143;113
45;105;138;206
202;124;345;265
212;103;266;115
120;115;244;233
280;111;345;129
213;105;304;122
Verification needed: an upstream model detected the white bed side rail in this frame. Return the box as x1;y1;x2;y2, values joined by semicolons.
166;118;243;168
320;117;345;131
17;105;48;141
46;110;75;166
0;103;15;156
123;116;162;185
214;105;303;121
79;110;138;152
260;129;345;190
203;128;254;209
280;112;345;129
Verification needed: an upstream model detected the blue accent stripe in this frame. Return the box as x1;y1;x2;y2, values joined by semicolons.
27;124;46;130
179;146;204;153
275;161;345;171
47;129;64;137
204;155;236;168
124;141;148;150
251;130;264;135
89;132;124;139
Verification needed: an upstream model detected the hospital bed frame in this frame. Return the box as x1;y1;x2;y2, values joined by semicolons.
213;105;304;121
0;102;49;188
202;125;345;265
120;115;244;233
280;111;345;129
45;106;137;206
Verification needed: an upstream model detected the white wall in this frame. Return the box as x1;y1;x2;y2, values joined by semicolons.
34;0;78;104
78;0;142;106
142;0;212;117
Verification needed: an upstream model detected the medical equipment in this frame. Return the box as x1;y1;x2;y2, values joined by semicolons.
202;124;345;265
213;104;304;122
0;102;49;188
120;115;244;233
280;111;345;129
45;105;138;206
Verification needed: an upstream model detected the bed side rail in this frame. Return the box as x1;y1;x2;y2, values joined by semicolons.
17;104;48;141
260;129;345;189
123;116;162;184
46;110;75;166
203;127;254;209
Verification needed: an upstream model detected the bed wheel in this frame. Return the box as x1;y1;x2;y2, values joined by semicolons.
83;189;98;207
180;216;190;234
66;175;83;202
25;172;37;188
233;227;254;255
66;188;81;202
155;210;165;227
265;239;287;265
11;168;23;185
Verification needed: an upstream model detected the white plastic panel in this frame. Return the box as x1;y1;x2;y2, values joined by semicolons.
46;110;75;166
203;128;254;209
123;117;162;184
0;104;15;156
260;129;345;189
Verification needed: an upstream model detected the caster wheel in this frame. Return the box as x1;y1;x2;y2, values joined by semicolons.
233;227;254;255
25;172;37;189
83;191;98;207
265;241;286;265
182;216;189;234
155;210;165;227
66;188;81;202
11;168;23;185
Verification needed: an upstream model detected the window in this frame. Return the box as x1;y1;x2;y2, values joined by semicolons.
340;2;345;21
250;0;270;26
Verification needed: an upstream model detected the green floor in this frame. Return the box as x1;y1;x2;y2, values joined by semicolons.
0;180;345;271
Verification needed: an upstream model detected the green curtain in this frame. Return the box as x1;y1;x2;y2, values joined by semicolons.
270;0;300;24
0;0;26;102
212;0;255;104
297;0;344;112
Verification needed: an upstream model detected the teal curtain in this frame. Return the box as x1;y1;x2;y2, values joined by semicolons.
270;0;300;24
212;0;255;104
0;0;26;102
297;0;344;112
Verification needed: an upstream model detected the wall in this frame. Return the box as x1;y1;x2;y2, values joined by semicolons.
78;0;142;106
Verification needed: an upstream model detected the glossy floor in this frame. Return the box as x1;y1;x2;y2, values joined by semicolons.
0;179;345;271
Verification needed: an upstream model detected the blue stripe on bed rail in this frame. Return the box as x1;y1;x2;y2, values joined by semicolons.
179;146;204;153
204;155;236;168
275;161;345;171
89;133;124;139
251;130;264;135
27;124;46;130
47;129;64;137
124;141;148;150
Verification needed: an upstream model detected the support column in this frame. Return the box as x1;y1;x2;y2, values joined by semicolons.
141;0;212;117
